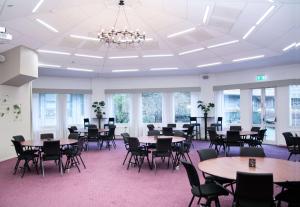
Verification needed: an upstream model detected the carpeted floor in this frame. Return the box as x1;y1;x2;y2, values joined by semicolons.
0;140;295;207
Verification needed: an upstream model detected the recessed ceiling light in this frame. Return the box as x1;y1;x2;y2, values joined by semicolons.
207;40;239;49
32;0;44;13
296;42;300;47
256;6;275;25
150;67;179;71
70;34;98;41
38;63;61;68
112;69;139;73
243;26;256;39
178;48;205;56
142;54;174;58
37;49;71;55
282;42;297;52
203;6;210;24
197;62;222;68
35;18;58;33
167;27;196;38
232;55;265;62
108;56;139;59
66;67;94;72
74;53;103;59
268;0;274;2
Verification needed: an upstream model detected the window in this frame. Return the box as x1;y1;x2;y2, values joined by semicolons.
174;92;191;123
142;92;162;123
290;85;300;127
252;89;262;125
112;94;130;123
39;94;56;126
66;94;84;125
223;89;240;124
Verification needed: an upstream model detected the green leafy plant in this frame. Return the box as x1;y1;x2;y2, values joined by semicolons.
197;100;215;113
92;101;105;118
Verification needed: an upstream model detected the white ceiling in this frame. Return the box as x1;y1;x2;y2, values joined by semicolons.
0;0;299;78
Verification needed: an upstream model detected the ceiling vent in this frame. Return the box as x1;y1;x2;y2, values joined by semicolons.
202;74;209;80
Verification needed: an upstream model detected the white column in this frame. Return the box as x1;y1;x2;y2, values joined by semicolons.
240;89;252;131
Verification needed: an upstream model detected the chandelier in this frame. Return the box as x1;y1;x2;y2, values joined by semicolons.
97;0;146;45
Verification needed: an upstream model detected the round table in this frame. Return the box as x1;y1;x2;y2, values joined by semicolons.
21;139;78;147
198;157;300;183
138;136;185;144
216;130;258;136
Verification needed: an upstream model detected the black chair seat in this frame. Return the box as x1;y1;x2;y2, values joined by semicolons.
205;175;234;185
152;151;172;157
191;183;229;198
43;154;60;161
20;151;39;160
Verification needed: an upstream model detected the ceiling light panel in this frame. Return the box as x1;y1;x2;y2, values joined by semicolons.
74;53;103;59
178;48;205;56
149;67;179;71
108;56;139;59
167;27;196;38
38;63;61;68
197;62;222;68
32;0;44;13
70;34;98;41
66;67;94;72
203;6;210;24
38;49;71;55
256;6;275;25
282;42;297;51
142;54;174;58
112;69;139;73
35;18;58;33
232;55;265;62
207;40;239;49
243;26;256;39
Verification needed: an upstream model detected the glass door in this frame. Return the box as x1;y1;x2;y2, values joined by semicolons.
252;88;276;144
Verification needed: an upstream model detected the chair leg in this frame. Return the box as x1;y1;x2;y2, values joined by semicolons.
123;151;130;165
78;155;86;169
34;159;39;175
41;160;45;177
59;159;63;175
197;197;202;205
138;156;144;173
215;197;221;207
127;154;133;170
13;159;21;175
186;153;193;164
288;153;292;160
146;154;152;170
73;157;80;173
188;195;195;207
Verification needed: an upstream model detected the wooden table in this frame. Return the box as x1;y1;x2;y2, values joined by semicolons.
21;139;78;147
216;130;258;137
138;136;185;144
76;128;109;134
198;157;300;183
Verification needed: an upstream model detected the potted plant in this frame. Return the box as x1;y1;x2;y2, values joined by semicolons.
197;100;215;117
92;101;105;128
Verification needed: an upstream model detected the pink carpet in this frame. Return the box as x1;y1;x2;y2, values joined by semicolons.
0;141;290;207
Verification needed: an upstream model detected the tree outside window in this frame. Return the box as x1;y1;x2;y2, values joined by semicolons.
174;92;191;123
142;92;162;123
112;94;130;123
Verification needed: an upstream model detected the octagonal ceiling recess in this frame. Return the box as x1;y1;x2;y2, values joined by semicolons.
0;0;299;77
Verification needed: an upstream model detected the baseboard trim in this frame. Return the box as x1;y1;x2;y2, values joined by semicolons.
0;155;16;163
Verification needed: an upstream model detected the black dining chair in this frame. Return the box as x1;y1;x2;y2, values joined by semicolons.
240;147;266;157
11;140;39;178
230;125;242;131
226;130;243;155
233;171;274;207
211;117;223;131
197;149;235;194
40;133;54;140
64;138;86;173
127;137;151;173
282;132;299;160
248;129;267;147
147;124;155;131
181;160;229;207
275;181;300;207
41;140;63;176
152;138;173;173
167;123;176;128
148;130;160;136
104;117;115;128
121;133;130;165
208;129;225;154
87;128;100;150
99;125;116;150
190;117;201;139
162;127;173;136
83;118;90;128
12;135;25;142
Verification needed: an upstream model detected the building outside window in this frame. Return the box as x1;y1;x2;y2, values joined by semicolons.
66;94;84;125
223;89;240;124
174;92;191;123
142;92;162;123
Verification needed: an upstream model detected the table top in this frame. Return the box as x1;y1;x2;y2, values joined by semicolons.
198;157;300;183
21;139;78;147
216;130;258;136
138;136;185;144
76;128;109;133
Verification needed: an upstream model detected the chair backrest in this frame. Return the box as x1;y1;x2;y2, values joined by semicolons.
208;126;217;131
108;126;116;137
162;127;173;136
147;124;155;131
156;138;172;152
43;140;60;156
40;133;54;140
11;140;24;156
197;148;218;161
88;128;99;138
174;131;185;137
88;124;97;129
208;129;219;142
257;129;267;141
226;130;240;142
282;132;295;147
235;172;274;206
128;137;140;151
148;130;160;136
230;125;242;131
181;161;201;193
83;118;90;127
70;126;78;130
68;133;79;140
240;147;265;157
167;124;176;128
190;117;198;124
121;133;130;144
108;117;115;124
68;128;76;133
76;138;85;153
186;125;194;136
182;124;190;128
251;126;261;132
217;117;223;122
12;135;25;142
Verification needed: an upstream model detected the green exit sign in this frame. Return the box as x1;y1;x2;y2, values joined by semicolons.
256;75;266;81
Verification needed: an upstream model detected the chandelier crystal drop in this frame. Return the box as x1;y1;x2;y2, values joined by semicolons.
97;0;146;45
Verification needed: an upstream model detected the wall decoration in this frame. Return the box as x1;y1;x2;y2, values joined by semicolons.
0;94;22;121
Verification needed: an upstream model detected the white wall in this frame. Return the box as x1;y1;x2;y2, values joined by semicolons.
0;83;32;161
32;63;300;145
